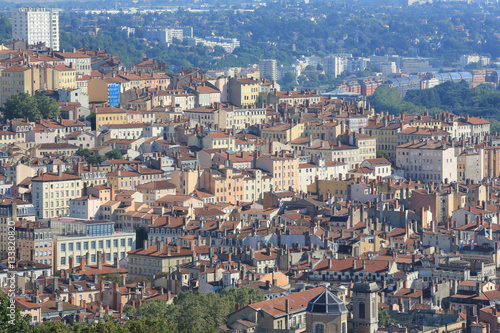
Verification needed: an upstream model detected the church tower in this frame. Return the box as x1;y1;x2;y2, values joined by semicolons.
352;282;379;333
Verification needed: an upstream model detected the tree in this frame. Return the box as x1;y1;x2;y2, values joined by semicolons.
378;310;393;327
0;295;34;333
376;150;392;164
279;71;297;91
106;149;123;160
104;273;122;286
76;147;103;166
89;111;97;131
1;93;41;122
36;96;61;120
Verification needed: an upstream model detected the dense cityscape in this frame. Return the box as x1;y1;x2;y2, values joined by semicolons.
2;0;500;332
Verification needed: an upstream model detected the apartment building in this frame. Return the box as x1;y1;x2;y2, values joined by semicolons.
52;218;136;271
1;64;38;104
458;148;484;183
396;139;458;183
0;198;37;259
268;90;321;105
136;180;176;207
228;77;259;107
15;221;53;267
259;59;277;81
31;170;83;219
55;51;91;75
201;166;246;204
11;7;59;50
256;152;300;192
95;106;128;131
127;242;195;279
261;123;304;143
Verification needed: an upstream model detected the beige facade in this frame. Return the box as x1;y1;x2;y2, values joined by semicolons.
31;171;83;219
396;140;458;183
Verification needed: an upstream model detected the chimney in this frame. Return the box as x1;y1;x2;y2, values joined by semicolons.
285;298;290;313
80;257;85;272
97;251;102;270
69;256;74;269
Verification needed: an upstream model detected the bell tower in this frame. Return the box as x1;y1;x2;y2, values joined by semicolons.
352;282;379;333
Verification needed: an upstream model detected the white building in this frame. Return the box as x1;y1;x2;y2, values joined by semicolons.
259;59;277;81
11;7;59;50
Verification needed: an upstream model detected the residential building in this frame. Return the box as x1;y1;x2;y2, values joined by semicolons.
396;139;458;183
52;219;136;271
259;59;277;81
228;77;259;107
11;7;59;50
31;170;83;219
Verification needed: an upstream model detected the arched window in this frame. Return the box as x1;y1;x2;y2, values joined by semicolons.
359;302;366;319
314;323;325;333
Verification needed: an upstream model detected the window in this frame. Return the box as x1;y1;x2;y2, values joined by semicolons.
314;323;325;333
61;244;66;252
128;238;132;246
359;302;366;319
91;241;96;249
68;243;73;251
106;240;111;248
98;240;103;249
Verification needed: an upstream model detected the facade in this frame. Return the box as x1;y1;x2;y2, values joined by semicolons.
396;139;458;183
259;59;277;81
11;7;59;50
31;170;83;219
352;283;379;333
228;77;259;107
305;287;348;333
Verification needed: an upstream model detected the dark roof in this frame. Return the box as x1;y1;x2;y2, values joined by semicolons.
306;287;348;315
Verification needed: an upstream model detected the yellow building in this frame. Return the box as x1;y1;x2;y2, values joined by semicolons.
95;106;128;130
228;77;259;107
308;178;351;199
127;243;195;279
170;169;200;195
31;170;83;219
1;64;39;104
363;122;404;160
261;123;304;142
50;65;77;90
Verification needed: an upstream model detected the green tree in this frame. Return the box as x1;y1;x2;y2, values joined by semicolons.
1;93;41;122
104;273;122;286
378;310;393;327
376;150;392;164
89;111;97;131
76;147;103;166
0;295;34;333
106;149;123;160
279;71;297;91
36;96;61;120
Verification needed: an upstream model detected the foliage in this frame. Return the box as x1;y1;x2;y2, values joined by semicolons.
378;310;394;327
376;150;392;164
0;295;34;333
36;96;61;120
368;86;430;115
130;288;265;332
278;71;297;91
403;81;500;118
104;273;122;286
1;93;60;122
2;93;41;122
76;147;103;165
89;112;97;131
105;149;123;160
